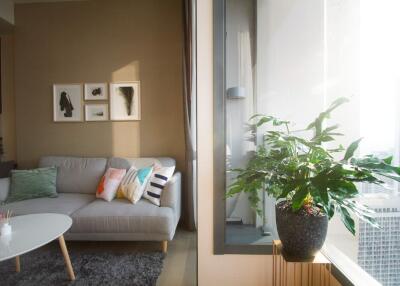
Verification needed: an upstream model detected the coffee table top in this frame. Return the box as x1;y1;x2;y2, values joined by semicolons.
0;213;72;262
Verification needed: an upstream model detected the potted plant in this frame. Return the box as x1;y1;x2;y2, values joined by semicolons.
227;98;400;260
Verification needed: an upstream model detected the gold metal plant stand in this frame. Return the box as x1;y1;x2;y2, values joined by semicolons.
273;240;332;286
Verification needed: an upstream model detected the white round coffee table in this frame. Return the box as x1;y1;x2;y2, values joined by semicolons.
0;213;75;280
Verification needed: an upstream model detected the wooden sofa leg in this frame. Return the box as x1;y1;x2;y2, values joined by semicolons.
15;256;20;272
162;241;168;253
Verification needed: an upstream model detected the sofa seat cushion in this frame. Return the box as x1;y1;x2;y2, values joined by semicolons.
70;199;175;236
0;193;95;216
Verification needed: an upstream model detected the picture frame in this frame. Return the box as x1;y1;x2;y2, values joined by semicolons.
109;82;141;121
85;104;109;122
84;83;108;101
53;84;83;122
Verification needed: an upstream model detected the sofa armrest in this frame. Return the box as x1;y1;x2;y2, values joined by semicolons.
161;172;181;224
0;177;10;202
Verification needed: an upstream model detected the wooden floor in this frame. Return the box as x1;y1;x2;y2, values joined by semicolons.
157;230;197;286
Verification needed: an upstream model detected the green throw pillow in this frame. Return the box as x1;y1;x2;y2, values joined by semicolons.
6;167;58;203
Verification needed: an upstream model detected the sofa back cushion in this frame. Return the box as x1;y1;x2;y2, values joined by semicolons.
107;157;176;170
39;156;107;194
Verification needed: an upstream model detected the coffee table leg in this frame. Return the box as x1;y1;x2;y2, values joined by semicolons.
58;235;75;281
15;256;20;272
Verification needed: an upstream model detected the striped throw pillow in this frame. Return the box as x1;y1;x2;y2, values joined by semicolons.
143;166;175;206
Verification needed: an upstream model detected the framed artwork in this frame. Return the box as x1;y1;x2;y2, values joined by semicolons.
84;83;108;101
53;84;83;122
110;82;140;121
85;104;109;121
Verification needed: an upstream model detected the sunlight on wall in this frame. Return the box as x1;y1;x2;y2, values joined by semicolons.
111;61;141;157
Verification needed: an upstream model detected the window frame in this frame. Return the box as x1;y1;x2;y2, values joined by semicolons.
212;0;273;256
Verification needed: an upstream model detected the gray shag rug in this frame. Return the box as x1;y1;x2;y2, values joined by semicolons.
0;248;165;286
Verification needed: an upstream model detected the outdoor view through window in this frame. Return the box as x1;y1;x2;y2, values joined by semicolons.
326;1;400;285
225;0;399;284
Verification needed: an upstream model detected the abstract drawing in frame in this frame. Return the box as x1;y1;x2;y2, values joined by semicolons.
109;82;140;121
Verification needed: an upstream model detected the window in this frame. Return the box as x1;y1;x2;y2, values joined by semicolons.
215;2;400;284
325;1;400;285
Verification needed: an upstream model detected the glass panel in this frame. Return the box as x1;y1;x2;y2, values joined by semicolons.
325;1;400;285
224;0;273;245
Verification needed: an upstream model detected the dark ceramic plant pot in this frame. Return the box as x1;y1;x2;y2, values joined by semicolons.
275;201;328;261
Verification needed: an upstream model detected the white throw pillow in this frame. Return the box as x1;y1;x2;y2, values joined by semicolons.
118;166;153;204
143;166;175;206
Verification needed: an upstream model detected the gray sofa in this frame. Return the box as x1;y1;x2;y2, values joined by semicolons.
0;156;181;252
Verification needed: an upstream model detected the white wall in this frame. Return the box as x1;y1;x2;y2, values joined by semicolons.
0;0;14;24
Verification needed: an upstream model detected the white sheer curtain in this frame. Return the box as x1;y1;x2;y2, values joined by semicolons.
359;0;400;176
225;0;256;225
226;31;255;225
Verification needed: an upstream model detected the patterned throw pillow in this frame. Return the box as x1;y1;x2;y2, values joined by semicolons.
143;166;175;206
117;166;153;204
96;168;126;202
116;166;137;199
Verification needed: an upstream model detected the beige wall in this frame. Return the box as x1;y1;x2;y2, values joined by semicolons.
197;1;341;285
1;35;17;161
14;0;185;171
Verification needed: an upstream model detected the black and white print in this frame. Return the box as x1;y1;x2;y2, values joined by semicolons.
53;84;83;122
85;104;109;121
110;82;140;121
84;83;108;101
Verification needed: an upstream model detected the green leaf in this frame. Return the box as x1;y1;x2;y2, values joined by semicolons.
339;207;355;235
278;181;300;199
272;119;290;126
226;184;244;197
343;138;363;161
225;97;400;237
249;114;264;120
341;201;381;229
351;156;400;175
256;116;273;127
291;187;309;211
383;156;393;165
319;135;335;142
324;124;340;133
326;97;350;113
307;98;349;137
378;173;400;182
